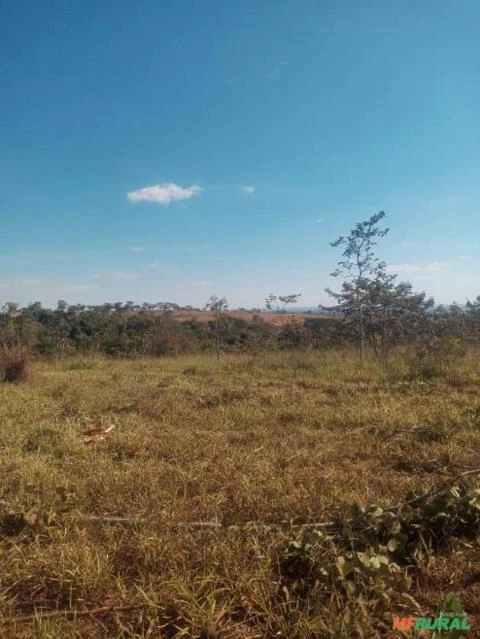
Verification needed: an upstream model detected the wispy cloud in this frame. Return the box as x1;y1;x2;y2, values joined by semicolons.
127;182;202;205
316;217;324;223
93;271;139;281
401;242;413;247
0;279;97;293
0;278;48;288
112;271;139;280
129;246;145;252
61;284;98;292
389;261;449;275
241;185;255;194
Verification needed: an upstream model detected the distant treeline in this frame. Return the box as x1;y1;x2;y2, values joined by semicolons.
0;299;479;358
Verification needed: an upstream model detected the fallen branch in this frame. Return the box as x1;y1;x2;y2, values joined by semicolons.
80;515;337;530
2;468;479;533
82;515;225;528
1;602;150;626
390;466;480;511
72;467;480;531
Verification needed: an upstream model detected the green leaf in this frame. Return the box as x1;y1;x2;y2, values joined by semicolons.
443;592;463;614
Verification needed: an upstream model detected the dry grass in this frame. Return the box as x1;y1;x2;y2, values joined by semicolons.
0;347;29;383
1;350;480;637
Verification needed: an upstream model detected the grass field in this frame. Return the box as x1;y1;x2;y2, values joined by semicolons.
1;351;480;638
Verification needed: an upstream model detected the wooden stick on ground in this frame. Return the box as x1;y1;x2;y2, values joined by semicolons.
2;468;479;532
1;603;151;626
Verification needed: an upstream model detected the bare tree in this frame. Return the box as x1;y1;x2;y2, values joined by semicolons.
205;295;229;359
326;211;433;365
265;293;301;313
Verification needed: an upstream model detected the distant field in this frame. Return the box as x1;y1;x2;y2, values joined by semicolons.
171;310;332;325
1;351;479;637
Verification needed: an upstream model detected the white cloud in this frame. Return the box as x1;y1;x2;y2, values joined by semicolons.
401;242;413;247
130;246;145;252
241;185;255;194
127;182;202;205
316;217;324;223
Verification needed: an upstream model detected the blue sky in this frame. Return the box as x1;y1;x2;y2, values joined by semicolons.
1;0;479;308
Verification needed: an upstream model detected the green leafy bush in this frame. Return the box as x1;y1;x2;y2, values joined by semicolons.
277;481;480;621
